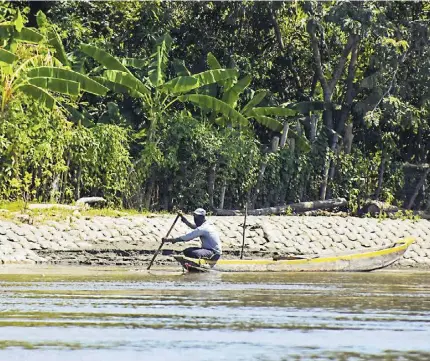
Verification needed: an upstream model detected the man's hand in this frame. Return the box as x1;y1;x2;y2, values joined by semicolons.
163;237;179;243
178;211;187;223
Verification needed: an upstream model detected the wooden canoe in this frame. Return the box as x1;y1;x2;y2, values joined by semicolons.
173;237;415;272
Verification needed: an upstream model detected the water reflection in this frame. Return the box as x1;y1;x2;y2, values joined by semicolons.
0;267;429;360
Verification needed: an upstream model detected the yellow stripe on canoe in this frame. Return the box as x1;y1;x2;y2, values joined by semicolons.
181;237;415;266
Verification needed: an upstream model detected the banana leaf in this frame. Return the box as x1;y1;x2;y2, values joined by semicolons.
18;84;55;109
93;76;139;97
104;70;150;97
193;69;238;88
0;25;43;44
14;9;24;32
80;44;130;73
47;29;69;66
222;75;251;107
161;76;199;94
252;115;283;132
0;48;17;64
148;35;171;87
241;91;267;115
121;57;147;69
206;52;235;89
172;58;191;76
207;52;221;70
27;67;108;95
179;94;248;127
63;104;95;127
250;107;297;117
288;128;311;153
284;101;326;114
27;77;80;96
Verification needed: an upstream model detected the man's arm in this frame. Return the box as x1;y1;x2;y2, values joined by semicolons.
180;214;197;229
163;227;203;243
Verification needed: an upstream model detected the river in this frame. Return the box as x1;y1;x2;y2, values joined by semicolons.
0;266;429;360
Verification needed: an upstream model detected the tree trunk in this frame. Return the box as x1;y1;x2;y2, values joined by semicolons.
280;123;289;148
319;151;331;201
208;163;216;209
269;2;303;94
288;138;295;153
308;20;358;200
219;179;227;209
143;175;155;210
406;166;430;210
74;162;82;201
214;198;348;216
161;178;170;211
344;123;354;154
310;114;317;142
50;173;61;203
375;156;387;200
271;136;279;152
327;41;360;198
250;160;267;209
60;151;71;203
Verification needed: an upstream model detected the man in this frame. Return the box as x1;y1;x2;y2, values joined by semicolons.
162;208;222;260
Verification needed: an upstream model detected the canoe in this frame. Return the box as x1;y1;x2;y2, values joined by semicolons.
173;237;415;272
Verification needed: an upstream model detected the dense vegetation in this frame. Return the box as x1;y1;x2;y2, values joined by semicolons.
0;1;429;213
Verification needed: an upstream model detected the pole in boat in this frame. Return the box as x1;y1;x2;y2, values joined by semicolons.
240;204;248;259
147;213;180;270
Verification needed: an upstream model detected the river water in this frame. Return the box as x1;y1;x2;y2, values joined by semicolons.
0;266;429;361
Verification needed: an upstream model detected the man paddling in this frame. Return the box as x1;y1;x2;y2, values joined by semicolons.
162;208;222;260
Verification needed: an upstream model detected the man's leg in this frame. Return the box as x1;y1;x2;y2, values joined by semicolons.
184;247;216;260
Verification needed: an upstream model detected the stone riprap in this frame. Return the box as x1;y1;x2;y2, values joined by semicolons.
0;215;429;268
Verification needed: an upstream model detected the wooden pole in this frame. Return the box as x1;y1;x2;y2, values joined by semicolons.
240;204;248;259
147;214;180;270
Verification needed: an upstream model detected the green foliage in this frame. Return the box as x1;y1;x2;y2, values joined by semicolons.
0;2;428;214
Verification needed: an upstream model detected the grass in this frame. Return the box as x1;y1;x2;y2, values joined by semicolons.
0;200;171;224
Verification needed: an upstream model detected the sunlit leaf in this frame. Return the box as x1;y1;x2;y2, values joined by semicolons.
0;48;17;64
18;84;55;109
193;69;238;87
47;29;69;66
253;115;283;132
80;44;130;73
251;107;297;117
27;67;108;95
104;70;150;97
241;91;267;115
161;76;199;94
27;77;80;96
178;94;248;127
222;75;252;107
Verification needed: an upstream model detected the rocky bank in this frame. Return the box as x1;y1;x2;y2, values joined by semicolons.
0;215;429;269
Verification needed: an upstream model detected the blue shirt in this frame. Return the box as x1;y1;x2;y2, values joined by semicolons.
179;220;222;255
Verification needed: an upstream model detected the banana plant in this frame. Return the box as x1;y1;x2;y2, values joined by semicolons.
80;34;239;141
80;34;240;208
0;10;108;113
177;52;313;151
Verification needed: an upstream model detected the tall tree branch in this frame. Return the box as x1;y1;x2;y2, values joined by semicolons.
269;2;303;94
308;20;329;97
328;34;358;94
269;3;284;51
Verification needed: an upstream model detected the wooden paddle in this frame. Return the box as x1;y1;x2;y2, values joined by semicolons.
147;213;180;270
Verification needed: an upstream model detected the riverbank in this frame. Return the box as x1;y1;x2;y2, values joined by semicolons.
0;214;429;269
